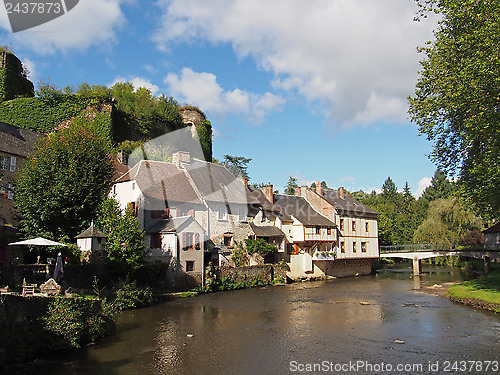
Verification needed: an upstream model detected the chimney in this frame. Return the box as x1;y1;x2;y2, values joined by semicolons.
339;187;345;199
265;184;273;203
172;151;191;168
117;150;125;164
241;178;248;187
316;181;323;196
295;187;301;196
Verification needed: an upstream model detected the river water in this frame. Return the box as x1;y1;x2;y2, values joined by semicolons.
12;265;500;374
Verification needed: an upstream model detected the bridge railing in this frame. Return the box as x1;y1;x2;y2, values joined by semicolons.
379;244;453;253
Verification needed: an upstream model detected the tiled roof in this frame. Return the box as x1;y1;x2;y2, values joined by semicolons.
183;159;258;204
273;194;336;227
483;222;500;234
250;222;285;238
247;187;280;212
75;224;107;238
115;160;202;204
146;216;194;233
0;122;44;158
322;190;380;217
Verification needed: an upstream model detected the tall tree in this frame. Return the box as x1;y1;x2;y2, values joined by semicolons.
381;177;398;202
409;0;500;218
15;116;114;240
284;176;299;195
221;155;252;180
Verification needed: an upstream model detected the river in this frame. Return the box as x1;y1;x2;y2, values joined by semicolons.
11;264;500;374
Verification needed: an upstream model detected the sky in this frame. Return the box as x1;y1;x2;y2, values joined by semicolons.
0;0;440;196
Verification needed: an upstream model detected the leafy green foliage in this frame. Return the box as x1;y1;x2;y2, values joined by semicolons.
284;176;299;195
15;117;114;240
244;238;278;256
413;197;483;245
112;280;153;310
95;197;144;275
231;242;248;267
221;155;252;180
42;297;115;349
357;172;456;246
409;0;500;218
0;51;34;101
197;119;213;161
110;82;184;142
0;94;111;134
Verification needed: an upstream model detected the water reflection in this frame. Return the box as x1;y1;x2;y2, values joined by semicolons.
6;266;500;375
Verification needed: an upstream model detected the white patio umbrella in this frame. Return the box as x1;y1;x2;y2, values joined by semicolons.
9;237;68;247
9;237;67;264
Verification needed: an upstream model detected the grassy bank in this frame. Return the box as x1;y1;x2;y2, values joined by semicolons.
447;270;500;313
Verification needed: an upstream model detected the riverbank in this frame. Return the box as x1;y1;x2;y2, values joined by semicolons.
446;270;500;313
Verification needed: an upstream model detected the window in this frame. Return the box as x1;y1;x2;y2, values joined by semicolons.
361;242;367;253
7;183;13;200
316;227;321;235
238;208;246;222
150;234;162;249
1;157;8;171
353;242;357;253
182;232;194;250
340;242;345;253
127;202;138;217
352;221;356;231
366;222;369;232
340;219;344;231
217;205;227;220
223;234;233;248
186;261;195;272
327;228;331;235
9;157;16;172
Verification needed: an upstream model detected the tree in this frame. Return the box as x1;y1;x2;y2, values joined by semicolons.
15;116;114;240
409;0;500;218
221;155;252;180
414;197;483;245
284;176;299;195
381;177;398;202
95;197;144;274
420;170;454;203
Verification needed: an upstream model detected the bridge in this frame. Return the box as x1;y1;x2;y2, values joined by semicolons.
379;244;500;275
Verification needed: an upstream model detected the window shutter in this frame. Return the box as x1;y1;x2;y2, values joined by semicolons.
9;157;16;172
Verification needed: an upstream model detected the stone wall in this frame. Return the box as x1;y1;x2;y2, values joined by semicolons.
218;264;287;286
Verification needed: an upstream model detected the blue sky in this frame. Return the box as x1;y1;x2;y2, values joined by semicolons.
0;0;440;196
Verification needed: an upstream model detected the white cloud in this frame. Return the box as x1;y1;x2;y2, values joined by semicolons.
110;76;160;95
414;177;432;198
154;0;437;128
20;57;36;81
164;67;284;123
1;0;128;53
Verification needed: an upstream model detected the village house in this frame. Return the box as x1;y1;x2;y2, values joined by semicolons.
110;151;261;285
483;222;500;250
298;184;380;275
0;122;44;264
254;183;380;280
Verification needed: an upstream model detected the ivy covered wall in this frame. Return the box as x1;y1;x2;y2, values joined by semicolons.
0;51;34;102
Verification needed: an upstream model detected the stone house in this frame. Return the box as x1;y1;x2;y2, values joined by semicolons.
110;152;261;284
483;222;500;250
0;122;44;264
269;192;338;280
